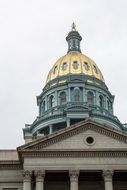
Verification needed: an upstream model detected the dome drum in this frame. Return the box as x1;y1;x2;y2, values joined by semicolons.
26;79;120;136
38;81;114;116
24;104;123;137
43;73;107;93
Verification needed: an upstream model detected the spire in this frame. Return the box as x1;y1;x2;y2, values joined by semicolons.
66;23;82;53
71;22;76;31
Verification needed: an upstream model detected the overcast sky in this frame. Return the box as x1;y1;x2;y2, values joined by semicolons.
0;0;127;148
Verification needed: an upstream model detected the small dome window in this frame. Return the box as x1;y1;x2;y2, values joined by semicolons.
62;62;67;70
107;100;112;111
84;62;90;70
73;39;76;47
53;66;57;74
93;65;98;74
99;95;104;108
49;95;55;108
73;61;79;70
74;88;81;102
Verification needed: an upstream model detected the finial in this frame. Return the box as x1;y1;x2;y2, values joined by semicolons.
71;22;76;31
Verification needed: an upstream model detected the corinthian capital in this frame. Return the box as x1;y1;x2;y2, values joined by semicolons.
35;170;45;182
22;170;32;182
103;170;114;182
69;170;79;182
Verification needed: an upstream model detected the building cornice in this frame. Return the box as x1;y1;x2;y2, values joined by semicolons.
19;149;127;158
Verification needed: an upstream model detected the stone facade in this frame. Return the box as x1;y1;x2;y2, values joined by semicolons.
0;120;127;190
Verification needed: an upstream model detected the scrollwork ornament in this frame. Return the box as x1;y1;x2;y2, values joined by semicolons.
35;170;45;182
103;170;114;182
69;170;79;182
22;170;32;182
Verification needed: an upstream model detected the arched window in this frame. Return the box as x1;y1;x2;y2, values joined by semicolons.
49;95;55;108
107;100;112;111
87;91;94;105
74;88;80;102
60;91;66;105
99;95;104;108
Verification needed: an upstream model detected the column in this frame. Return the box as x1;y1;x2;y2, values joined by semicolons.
35;170;45;190
83;87;85;102
69;170;79;190
68;87;71;102
96;91;99;106
67;118;70;127
22;170;32;190
45;96;48;111
55;91;58;106
49;124;53;134
103;170;114;190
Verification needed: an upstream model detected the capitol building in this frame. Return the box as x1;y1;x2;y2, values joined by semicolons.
0;24;127;190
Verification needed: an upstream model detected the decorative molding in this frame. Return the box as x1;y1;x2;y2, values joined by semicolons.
103;170;114;182
34;170;45;182
69;170;79;182
22;170;32;182
21;150;127;158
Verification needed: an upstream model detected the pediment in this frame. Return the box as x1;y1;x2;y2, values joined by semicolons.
18;120;127;153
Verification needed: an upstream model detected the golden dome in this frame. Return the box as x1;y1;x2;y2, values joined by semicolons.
46;51;104;84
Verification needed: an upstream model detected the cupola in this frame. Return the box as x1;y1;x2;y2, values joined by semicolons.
66;22;82;53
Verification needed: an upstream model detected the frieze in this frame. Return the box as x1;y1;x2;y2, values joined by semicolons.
21;150;127;158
